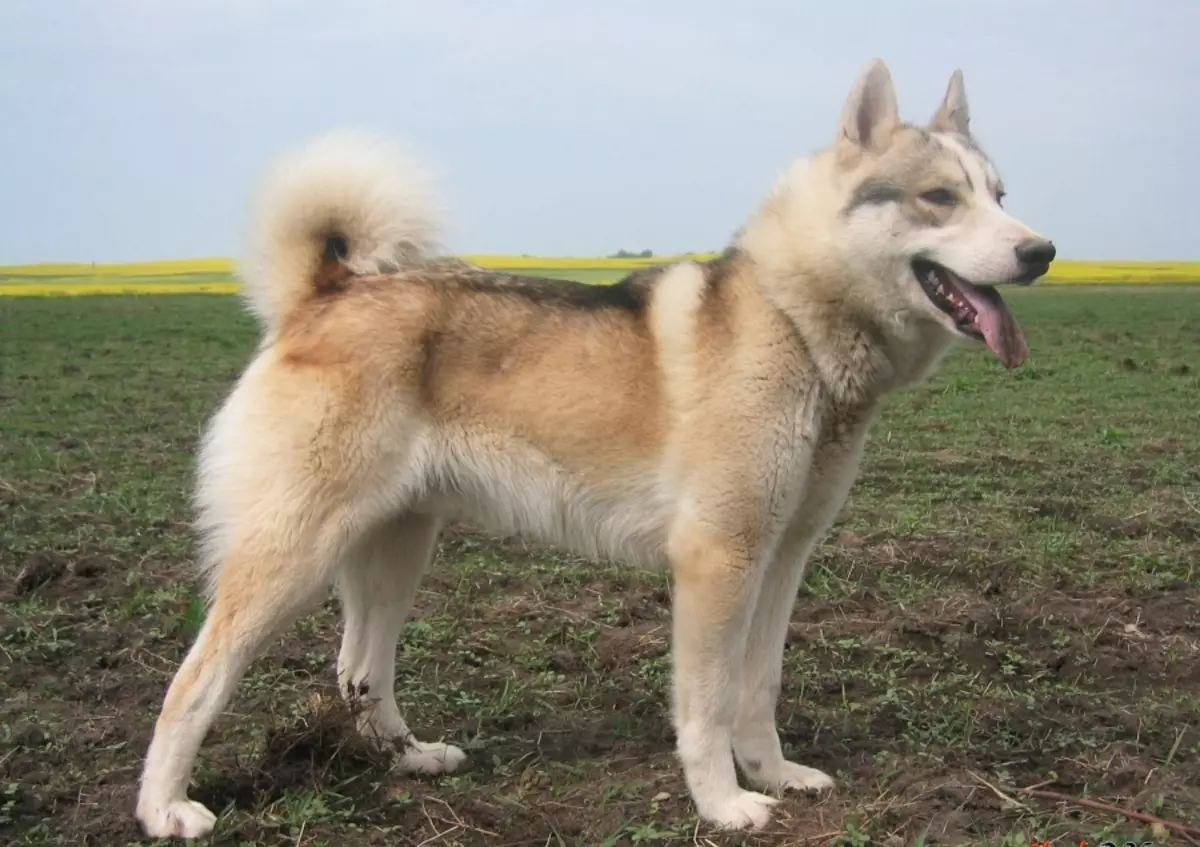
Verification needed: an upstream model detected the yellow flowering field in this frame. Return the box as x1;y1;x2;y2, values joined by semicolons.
1;258;234;277
1037;260;1200;284
1;256;1196;296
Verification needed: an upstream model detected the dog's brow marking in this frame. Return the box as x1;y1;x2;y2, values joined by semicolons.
844;180;905;214
953;131;983;157
981;159;1003;196
955;156;974;191
937;132;994;196
929;133;972;190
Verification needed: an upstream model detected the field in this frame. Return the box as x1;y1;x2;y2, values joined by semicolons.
2;256;1200;296
0;256;689;296
1;283;1199;846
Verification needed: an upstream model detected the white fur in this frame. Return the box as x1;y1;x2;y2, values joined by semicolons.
649;262;708;420
238;129;443;333
416;429;674;568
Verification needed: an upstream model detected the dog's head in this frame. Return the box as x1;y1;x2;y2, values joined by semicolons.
835;60;1054;368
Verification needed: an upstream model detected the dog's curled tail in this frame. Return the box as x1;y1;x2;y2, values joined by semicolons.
238;129;443;332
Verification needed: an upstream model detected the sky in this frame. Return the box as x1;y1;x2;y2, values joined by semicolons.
1;0;1197;263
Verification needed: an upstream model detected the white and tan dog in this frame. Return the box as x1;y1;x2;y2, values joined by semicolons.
135;59;1054;837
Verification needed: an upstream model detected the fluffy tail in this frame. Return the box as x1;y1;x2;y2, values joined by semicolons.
238;129;443;332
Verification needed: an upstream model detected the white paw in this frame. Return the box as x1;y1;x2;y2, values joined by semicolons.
742;758;835;794
697;789;778;830
774;761;835;793
396;740;468;776
136;798;217;839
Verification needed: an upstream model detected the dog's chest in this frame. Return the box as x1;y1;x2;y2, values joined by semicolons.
769;391;875;537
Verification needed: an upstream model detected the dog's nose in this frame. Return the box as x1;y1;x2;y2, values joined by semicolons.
1015;238;1056;267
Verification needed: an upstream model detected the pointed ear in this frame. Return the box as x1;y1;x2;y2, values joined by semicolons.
837;59;900;151
930;69;970;134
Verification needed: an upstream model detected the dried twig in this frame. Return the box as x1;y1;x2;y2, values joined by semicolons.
1165;725;1189;767
1017;778;1057;793
1018;786;1200;846
967;770;1031;811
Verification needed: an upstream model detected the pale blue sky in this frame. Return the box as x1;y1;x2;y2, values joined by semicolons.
1;0;1197;263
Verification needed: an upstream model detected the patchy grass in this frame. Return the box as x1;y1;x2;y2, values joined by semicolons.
1;285;1198;846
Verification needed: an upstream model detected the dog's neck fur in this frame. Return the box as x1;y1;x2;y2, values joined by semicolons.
734;152;955;408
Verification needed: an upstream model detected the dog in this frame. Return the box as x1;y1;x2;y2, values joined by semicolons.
135;58;1054;837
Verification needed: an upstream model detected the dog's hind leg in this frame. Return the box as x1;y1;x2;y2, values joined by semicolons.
731;525;834;796
135;527;343;839
335;513;467;775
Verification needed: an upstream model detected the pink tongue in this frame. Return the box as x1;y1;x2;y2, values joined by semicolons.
954;279;1028;369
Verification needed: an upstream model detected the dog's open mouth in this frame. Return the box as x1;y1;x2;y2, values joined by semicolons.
912;258;1028;369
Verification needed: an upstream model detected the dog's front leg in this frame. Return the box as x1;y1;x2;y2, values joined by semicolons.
732;522;835;795
731;424;868;797
668;516;777;830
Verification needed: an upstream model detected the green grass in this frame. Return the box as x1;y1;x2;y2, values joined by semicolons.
1;286;1198;845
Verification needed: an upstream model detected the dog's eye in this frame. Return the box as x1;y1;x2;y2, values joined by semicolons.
995;189;1006;207
919;189;958;207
